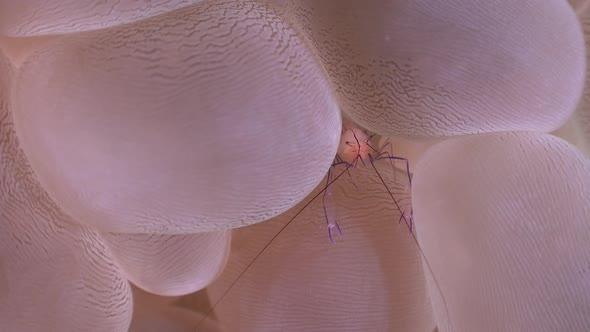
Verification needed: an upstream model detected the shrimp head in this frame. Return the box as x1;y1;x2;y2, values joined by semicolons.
337;126;371;165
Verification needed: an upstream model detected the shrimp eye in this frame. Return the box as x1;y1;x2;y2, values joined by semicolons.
345;141;349;144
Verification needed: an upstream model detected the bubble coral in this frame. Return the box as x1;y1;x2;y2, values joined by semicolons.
1;0;590;331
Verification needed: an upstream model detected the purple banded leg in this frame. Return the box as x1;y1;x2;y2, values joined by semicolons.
335;155;358;189
376;154;412;187
351;130;368;168
323;161;348;243
327;222;343;244
370;138;409;185
347;171;359;190
377;140;397;183
369;154;414;234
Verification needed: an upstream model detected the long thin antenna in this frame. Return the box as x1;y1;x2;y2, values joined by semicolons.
195;162;353;328
368;156;453;331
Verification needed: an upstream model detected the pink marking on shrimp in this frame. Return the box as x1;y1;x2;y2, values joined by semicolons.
338;125;372;165
327;120;415;240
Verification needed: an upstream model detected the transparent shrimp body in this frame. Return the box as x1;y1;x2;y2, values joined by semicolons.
323;123;414;242
320;123;455;330
196;122;447;331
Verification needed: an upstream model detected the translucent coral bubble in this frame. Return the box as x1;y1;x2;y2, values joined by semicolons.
104;231;230;296
12;0;341;233
0;50;132;332
0;0;204;36
280;0;585;137
194;167;435;331
413;132;590;331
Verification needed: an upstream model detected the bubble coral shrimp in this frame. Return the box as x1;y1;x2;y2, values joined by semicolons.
196;119;454;330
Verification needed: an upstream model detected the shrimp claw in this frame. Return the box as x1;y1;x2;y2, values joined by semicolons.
327;221;343;244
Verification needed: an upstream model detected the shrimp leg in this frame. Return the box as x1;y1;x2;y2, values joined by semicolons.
368;154;414;233
374;138;398;183
335;155;358;190
323;165;343;243
377;154;412;186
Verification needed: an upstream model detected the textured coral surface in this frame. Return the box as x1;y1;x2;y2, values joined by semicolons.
1;1;590;331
